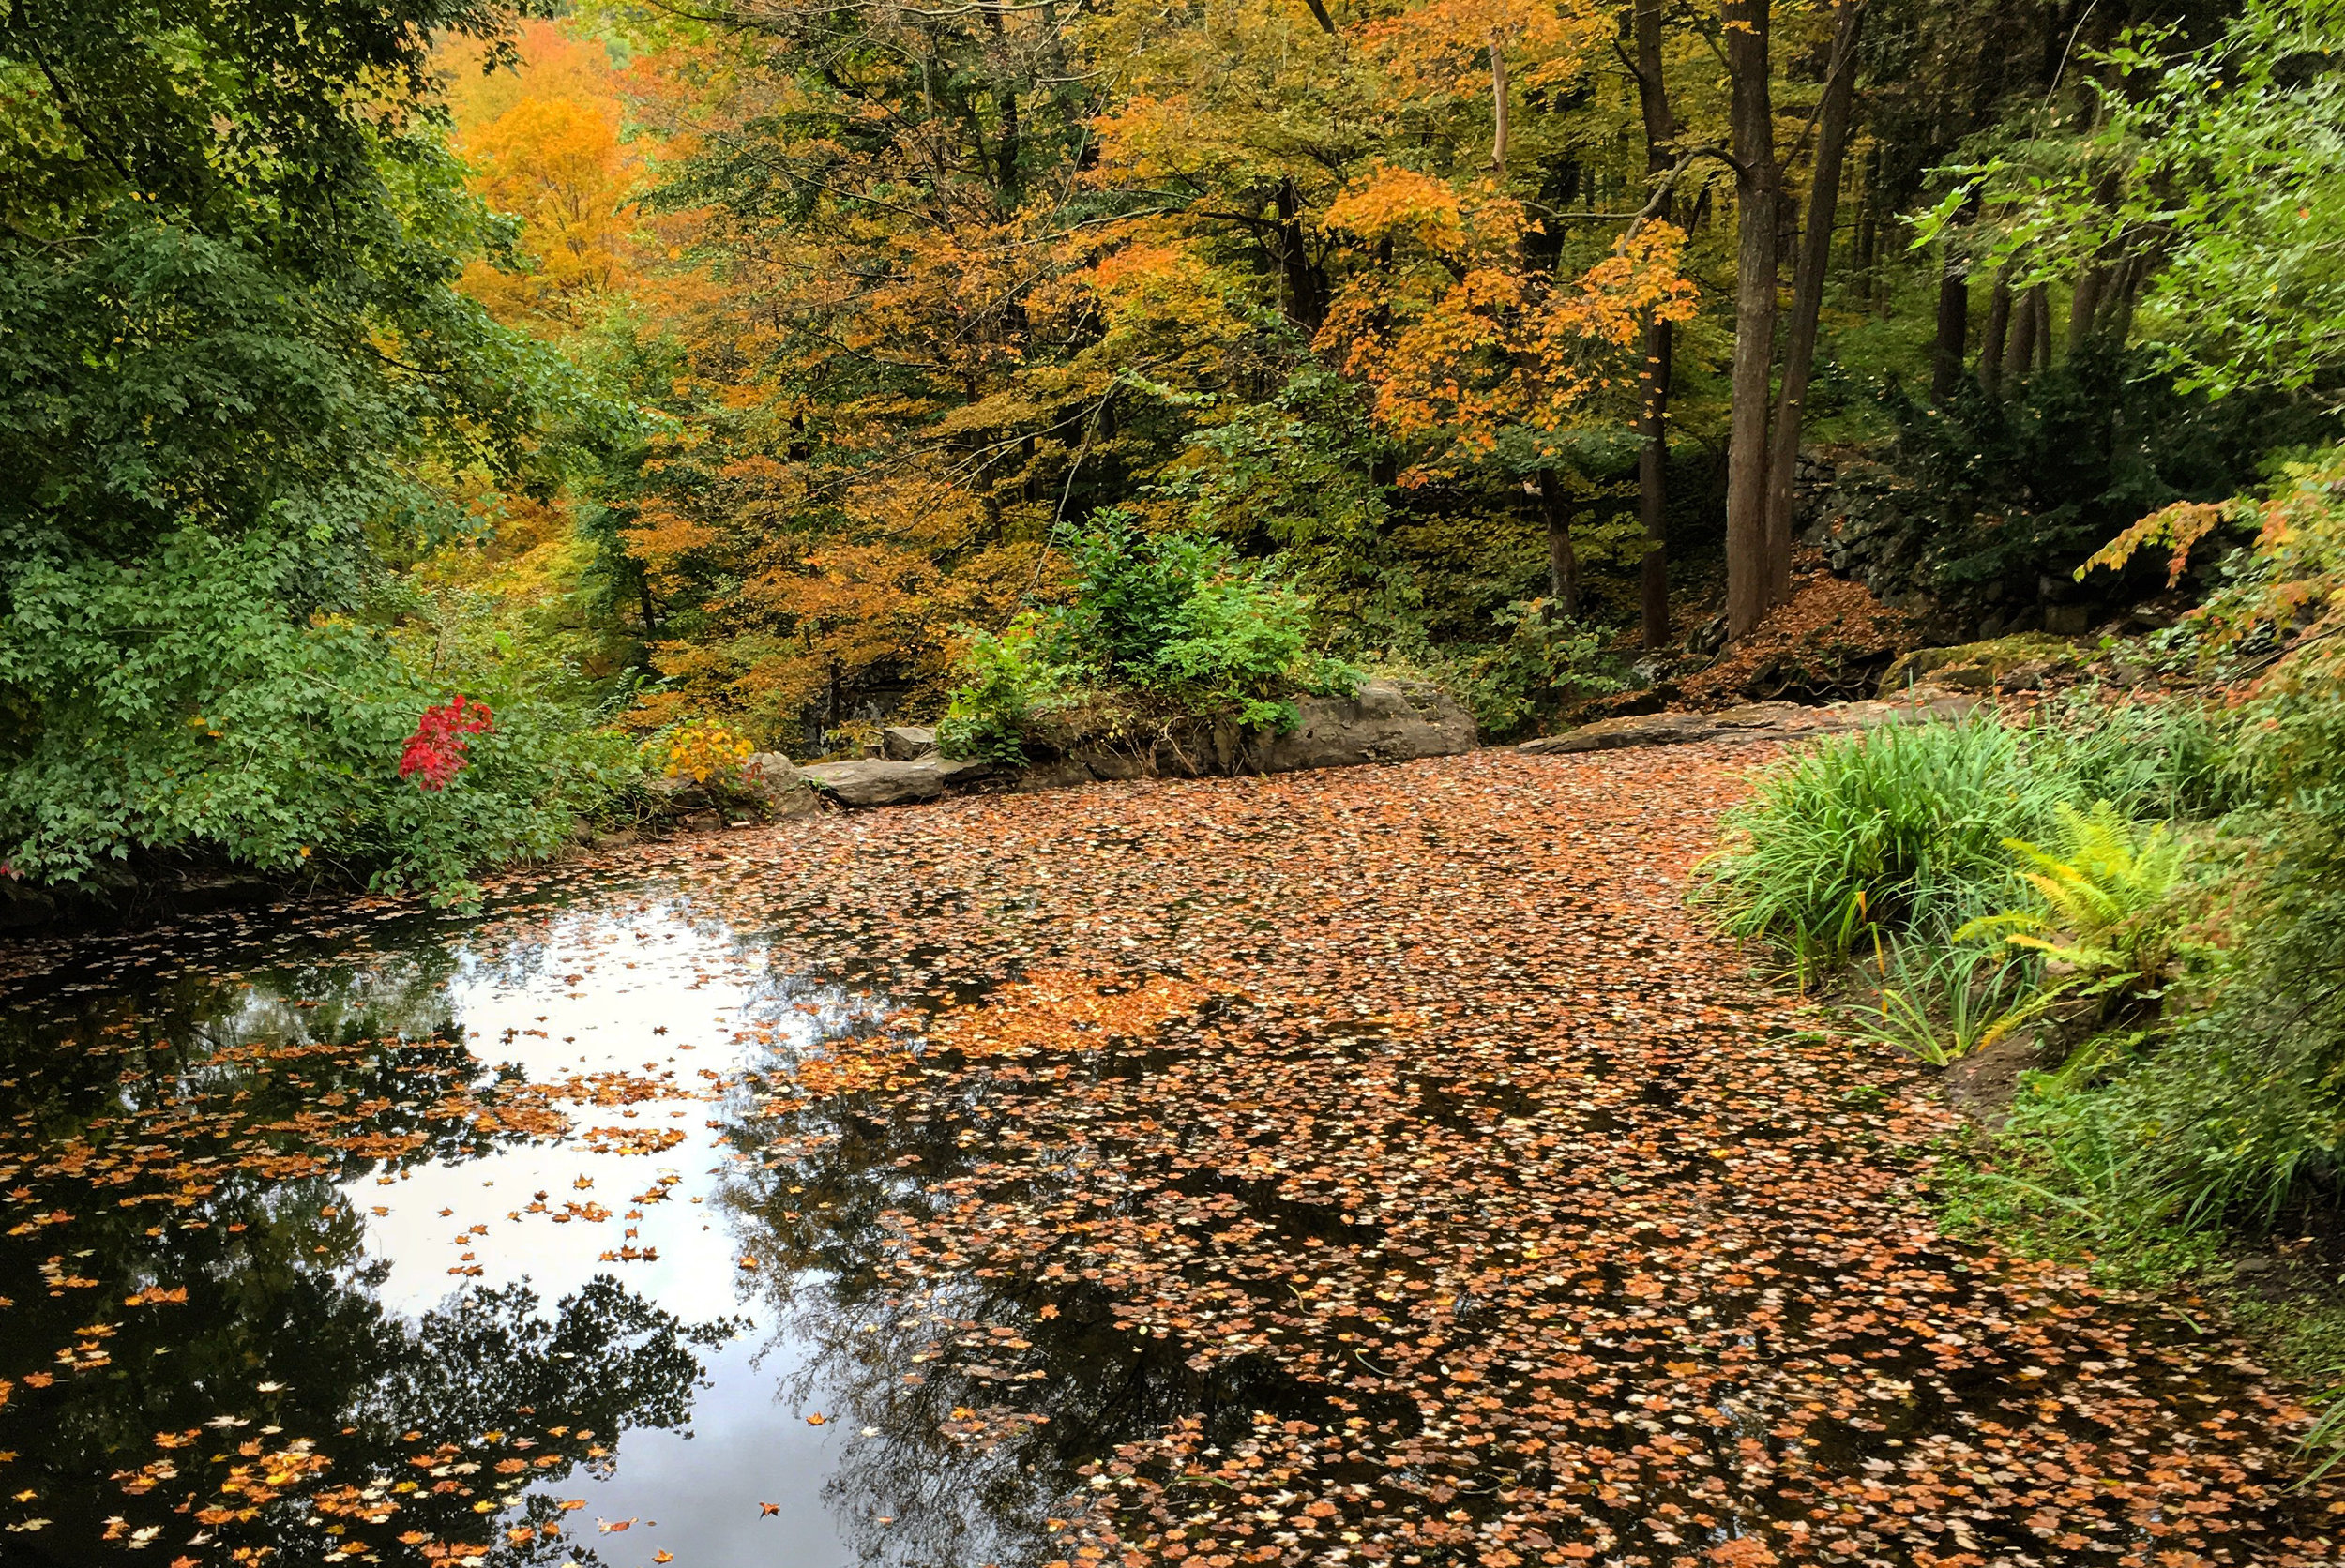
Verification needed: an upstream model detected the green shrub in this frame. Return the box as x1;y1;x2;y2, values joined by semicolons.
1704;716;2046;977
1708;699;2240;983
1065;512;1359;725
2021;822;2345;1231
1959;803;2190;982
1445;598;1628;740
935;612;1080;764
0;534;641;905
1845;939;2033;1067
935;515;1362;760
2021;691;2246;822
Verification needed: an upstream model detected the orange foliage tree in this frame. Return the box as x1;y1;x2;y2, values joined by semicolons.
558;0;1707;744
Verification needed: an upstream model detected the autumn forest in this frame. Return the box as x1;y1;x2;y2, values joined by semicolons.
8;0;2345;1565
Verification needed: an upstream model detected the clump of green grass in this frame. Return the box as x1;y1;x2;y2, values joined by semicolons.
1702;716;2045;981
1704;699;2238;988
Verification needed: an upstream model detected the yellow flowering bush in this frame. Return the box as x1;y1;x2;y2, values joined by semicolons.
643;718;755;786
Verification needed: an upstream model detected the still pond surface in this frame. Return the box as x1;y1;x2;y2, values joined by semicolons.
1;758;2337;1568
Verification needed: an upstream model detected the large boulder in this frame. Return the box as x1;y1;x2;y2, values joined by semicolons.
798;755;995;807
644;753;819;823
1879;633;2088;695
881;725;939;761
1251;680;1478;773
742;753;820;817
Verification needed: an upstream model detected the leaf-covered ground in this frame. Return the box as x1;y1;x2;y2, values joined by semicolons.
2;746;2339;1567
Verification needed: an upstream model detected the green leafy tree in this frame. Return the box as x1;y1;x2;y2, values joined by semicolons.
1961;0;2345;400
0;0;626;894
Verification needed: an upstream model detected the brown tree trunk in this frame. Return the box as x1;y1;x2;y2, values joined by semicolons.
2007;279;2038;382
1977;271;2013;398
1854;145;1882;307
1930;241;1970;403
1723;0;1780;640
1638;315;1674;647
1632;0;1678;649
2104;253;2145;348
980;1;1020;198
1764;0;1865;600
1540;471;1579;618
1273;177;1325;332
2066;264;2106;356
2031;284;2054;370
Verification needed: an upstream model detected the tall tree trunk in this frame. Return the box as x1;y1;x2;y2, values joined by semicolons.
1539;470;1579;617
2104;252;2145;348
1723;0;1780;640
981;1;1021;198
1488;37;1510;174
1977;271;2014;398
1764;0;1865;600
1638;314;1674;646
1273;177;1325;332
1854;145;1882;306
1930;238;1970;403
2066;264;2106;356
1632;0;1678;649
2031;284;2054;370
2007;280;2038;381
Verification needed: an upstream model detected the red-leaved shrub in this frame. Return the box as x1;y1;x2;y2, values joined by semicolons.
399;696;493;791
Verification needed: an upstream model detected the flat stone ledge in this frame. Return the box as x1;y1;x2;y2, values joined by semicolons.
1517;692;1984;756
797;755;997;807
790;680;1480;807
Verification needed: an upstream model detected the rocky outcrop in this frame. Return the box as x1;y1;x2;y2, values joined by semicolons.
1253;680;1477;772
1878;634;2089;695
742;754;821;816
645;753;820;827
1034;679;1476;787
793;681;1480;807
1517;692;1984;756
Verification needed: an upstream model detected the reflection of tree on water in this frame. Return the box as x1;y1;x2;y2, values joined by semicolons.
715;1011;1388;1568
0;953;737;1565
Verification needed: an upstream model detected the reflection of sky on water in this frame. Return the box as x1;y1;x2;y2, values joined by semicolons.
0;901;920;1568
356;912;868;1565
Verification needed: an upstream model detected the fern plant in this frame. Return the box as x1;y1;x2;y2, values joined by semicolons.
1958;802;2187;981
1953;802;2191;1065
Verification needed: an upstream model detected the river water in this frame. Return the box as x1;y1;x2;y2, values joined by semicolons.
1;758;2337;1568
